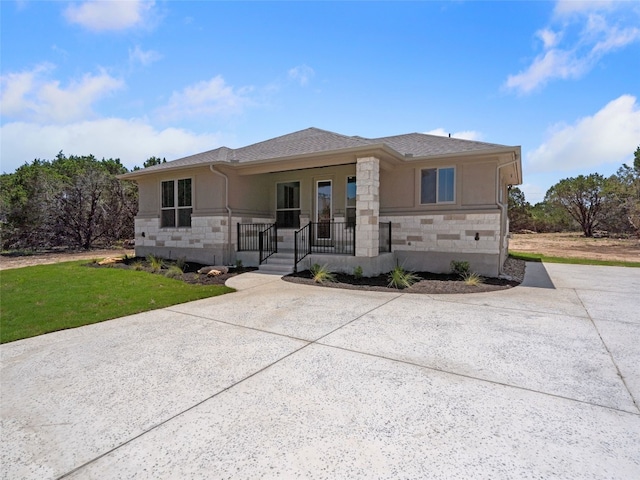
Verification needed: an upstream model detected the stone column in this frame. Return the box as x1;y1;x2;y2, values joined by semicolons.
355;156;380;257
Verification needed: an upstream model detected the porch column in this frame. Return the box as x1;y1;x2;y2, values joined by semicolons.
355;156;380;257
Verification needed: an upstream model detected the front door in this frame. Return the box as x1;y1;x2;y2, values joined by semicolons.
316;180;332;241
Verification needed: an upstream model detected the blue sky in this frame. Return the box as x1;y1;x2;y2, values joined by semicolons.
1;0;639;204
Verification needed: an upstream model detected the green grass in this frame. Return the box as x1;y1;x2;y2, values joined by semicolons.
0;261;234;344
509;251;640;268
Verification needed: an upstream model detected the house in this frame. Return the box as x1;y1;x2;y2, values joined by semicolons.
120;128;522;277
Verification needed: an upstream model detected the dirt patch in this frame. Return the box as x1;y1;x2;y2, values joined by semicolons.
0;248;135;271
510;232;640;263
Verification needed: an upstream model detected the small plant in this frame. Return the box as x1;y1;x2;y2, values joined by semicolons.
235;259;243;268
175;257;187;272
132;260;144;271
387;266;420;289
147;254;165;273
353;265;363;280
462;272;483;286
164;265;184;279
450;260;470;278
310;263;335;284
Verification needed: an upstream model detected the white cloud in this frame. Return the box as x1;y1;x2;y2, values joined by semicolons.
526;94;640;173
64;0;156;32
157;75;252;120
288;65;315;86
537;28;561;49
0;64;124;123
553;0;616;16
424;128;483;141
0;119;221;173
518;181;549;205
505;1;640;94
128;45;162;67
505;49;587;93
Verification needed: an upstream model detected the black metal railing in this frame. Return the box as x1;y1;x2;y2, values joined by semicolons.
294;223;311;273
379;221;392;253
259;223;278;264
237;223;277;263
310;222;355;254
294;222;356;272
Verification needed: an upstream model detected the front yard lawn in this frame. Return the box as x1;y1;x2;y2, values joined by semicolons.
0;261;234;344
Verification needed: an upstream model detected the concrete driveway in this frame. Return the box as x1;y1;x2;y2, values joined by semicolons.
1;263;639;479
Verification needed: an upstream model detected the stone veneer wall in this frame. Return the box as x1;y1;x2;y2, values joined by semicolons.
134;214;273;265
355;157;380;257
380;212;503;276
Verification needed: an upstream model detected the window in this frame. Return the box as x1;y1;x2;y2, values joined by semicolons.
161;178;192;227
420;167;455;204
346;176;356;226
276;181;300;228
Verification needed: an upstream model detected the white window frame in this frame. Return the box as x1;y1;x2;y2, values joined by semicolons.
161;178;193;228
420;167;456;205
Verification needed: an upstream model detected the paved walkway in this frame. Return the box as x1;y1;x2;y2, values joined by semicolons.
1;263;639;479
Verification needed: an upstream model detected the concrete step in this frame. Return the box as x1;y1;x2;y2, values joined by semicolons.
257;263;294;275
258;251;295;275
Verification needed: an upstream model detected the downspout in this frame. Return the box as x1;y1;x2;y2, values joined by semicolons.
209;165;232;264
496;157;517;276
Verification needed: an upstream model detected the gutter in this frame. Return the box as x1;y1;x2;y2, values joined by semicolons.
496;158;517;276
209;165;233;264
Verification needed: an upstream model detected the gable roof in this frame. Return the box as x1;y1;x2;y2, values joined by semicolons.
122;127;519;178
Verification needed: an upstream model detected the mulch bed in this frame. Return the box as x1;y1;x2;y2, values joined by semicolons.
282;257;526;294
283;271;520;294
90;256;525;294
87;257;257;286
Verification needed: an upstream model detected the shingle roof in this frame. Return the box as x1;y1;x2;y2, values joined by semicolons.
129;127;515;175
367;133;508;157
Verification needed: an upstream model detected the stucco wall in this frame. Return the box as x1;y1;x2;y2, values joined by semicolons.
461;162;496;206
265;164;357;218
379;157;500;213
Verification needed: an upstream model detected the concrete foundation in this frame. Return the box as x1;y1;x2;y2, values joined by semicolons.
300;253;396;277
395;250;501;277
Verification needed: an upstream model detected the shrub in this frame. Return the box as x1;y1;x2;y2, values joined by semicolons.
132;260;144;271
175;257;188;272
164;265;184;279
450;260;470;278
353;265;363;279
462;272;483;286
310;263;335;284
235;259;243;268
387;266;420;289
147;254;165;273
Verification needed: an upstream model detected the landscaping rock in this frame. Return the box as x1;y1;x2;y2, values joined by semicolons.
197;266;229;276
98;257;125;265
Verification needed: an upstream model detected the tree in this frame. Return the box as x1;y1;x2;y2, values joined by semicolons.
0;160;63;249
507;187;534;231
529;200;576;232
544;174;607;237
1;154;138;250
143;156;166;168
603;146;640;236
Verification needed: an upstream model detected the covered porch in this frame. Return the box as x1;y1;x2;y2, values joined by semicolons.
236;220;392;274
